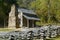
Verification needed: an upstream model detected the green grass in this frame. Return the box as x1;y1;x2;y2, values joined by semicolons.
36;22;60;26
0;28;15;32
46;36;60;40
53;36;60;40
0;38;8;40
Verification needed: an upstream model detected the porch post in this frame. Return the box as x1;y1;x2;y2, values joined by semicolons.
32;20;34;27
20;12;23;27
27;19;29;27
34;21;36;27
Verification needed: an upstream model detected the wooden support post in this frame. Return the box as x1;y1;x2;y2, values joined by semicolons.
32;20;34;27
34;21;35;27
20;12;23;27
27;19;29;27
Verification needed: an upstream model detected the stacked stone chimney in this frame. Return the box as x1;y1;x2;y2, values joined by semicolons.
8;4;16;28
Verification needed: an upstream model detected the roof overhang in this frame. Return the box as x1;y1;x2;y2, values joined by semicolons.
23;14;40;21
18;8;36;15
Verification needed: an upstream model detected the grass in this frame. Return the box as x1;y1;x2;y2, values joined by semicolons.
53;36;60;40
0;28;15;32
46;36;60;40
36;22;60;26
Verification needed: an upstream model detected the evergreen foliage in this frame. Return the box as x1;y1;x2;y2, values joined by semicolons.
0;0;60;26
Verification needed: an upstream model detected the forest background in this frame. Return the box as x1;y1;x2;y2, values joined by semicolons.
0;0;60;27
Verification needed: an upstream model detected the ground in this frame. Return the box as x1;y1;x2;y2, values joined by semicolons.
0;37;60;40
0;28;16;32
52;36;60;40
0;28;60;40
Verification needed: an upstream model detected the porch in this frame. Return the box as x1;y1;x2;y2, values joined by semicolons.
23;13;40;28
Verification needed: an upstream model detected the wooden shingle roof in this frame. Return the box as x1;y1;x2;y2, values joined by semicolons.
18;8;40;20
18;8;36;15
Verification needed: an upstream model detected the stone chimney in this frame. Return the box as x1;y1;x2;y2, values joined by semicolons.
8;4;16;28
